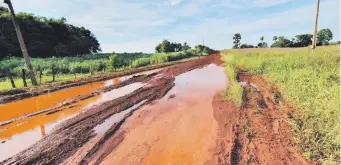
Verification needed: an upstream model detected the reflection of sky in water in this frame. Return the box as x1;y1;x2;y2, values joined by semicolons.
0;82;144;161
94;100;147;135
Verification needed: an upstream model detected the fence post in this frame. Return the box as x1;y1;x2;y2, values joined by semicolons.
52;65;55;82
7;72;16;89
22;68;27;87
39;66;42;84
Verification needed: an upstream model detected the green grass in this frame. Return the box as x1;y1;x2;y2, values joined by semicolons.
221;45;340;164
0;73;90;90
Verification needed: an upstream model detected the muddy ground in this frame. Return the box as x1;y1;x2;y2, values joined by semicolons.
0;53;311;165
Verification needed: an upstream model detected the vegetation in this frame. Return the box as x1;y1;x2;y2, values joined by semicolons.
257;36;268;48
221;45;340;164
0;7;101;59
232;28;336;49
317;29;333;46
155;40;190;53
232;33;241;48
0;45;215;90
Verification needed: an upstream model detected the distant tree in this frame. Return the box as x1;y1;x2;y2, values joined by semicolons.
155;44;161;53
295;34;313;47
182;42;191;51
171;42;182;52
257;42;268;48
273;36;278;41
240;44;254;48
194;45;215;55
258;36;267;48
271;36;292;47
109;53;118;71
233;33;241;49
160;40;172;53
317;29;333;45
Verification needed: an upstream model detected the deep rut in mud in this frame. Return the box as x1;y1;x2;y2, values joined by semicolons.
210;71;312;165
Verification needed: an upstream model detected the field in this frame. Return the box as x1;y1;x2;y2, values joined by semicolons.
221;45;340;164
0;50;206;90
0;46;339;165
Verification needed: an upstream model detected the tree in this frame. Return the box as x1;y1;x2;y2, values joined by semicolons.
155;44;161;53
295;34;313;47
260;36;264;42
240;44;254;48
109;53;118;71
159;40;172;53
0;8;101;59
182;42;191;51
258;36;267;48
271;36;292;47
273;36;278;41
317;28;333;45
233;33;241;49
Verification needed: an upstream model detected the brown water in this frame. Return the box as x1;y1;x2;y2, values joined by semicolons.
0;68;160;161
100;64;228;165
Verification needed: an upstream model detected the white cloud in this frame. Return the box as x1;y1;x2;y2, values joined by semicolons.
2;0;339;52
168;0;183;6
212;0;295;9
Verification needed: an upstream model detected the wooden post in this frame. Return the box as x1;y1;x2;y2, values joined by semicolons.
7;72;16;89
52;65;55;82
22;68;27;87
4;0;38;85
39;66;42;84
312;0;320;50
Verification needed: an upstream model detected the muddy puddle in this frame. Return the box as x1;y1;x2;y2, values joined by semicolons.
100;64;228;165
0;78;145;161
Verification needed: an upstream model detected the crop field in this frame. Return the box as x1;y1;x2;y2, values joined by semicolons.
0;50;208;90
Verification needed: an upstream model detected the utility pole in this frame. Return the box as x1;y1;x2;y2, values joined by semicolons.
312;0;320;50
4;0;38;85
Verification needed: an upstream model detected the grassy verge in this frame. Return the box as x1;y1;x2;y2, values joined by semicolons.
220;45;340;164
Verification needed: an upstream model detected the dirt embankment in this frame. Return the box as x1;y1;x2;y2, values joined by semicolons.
1;53;220;165
210;71;313;165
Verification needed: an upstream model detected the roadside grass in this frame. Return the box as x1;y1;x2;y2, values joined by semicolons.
221;45;340;164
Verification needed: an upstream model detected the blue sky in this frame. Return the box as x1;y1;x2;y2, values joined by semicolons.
1;0;340;53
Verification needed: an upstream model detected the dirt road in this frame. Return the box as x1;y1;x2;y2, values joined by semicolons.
0;53;311;165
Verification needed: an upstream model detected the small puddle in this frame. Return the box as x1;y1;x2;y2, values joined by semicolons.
100;64;228;165
239;81;259;91
0;82;143;161
94;100;147;135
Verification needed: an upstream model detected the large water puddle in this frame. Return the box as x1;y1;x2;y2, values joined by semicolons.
0;81;144;161
100;64;228;165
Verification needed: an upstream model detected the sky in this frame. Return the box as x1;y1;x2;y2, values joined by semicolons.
1;0;340;53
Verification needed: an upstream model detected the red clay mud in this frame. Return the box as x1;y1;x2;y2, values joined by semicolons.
230;71;312;165
1;53;220;165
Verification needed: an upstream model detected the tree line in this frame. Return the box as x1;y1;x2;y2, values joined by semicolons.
155;40;215;55
0;7;101;59
232;28;337;49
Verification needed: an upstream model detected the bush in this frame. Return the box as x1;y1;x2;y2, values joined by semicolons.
131;58;150;68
